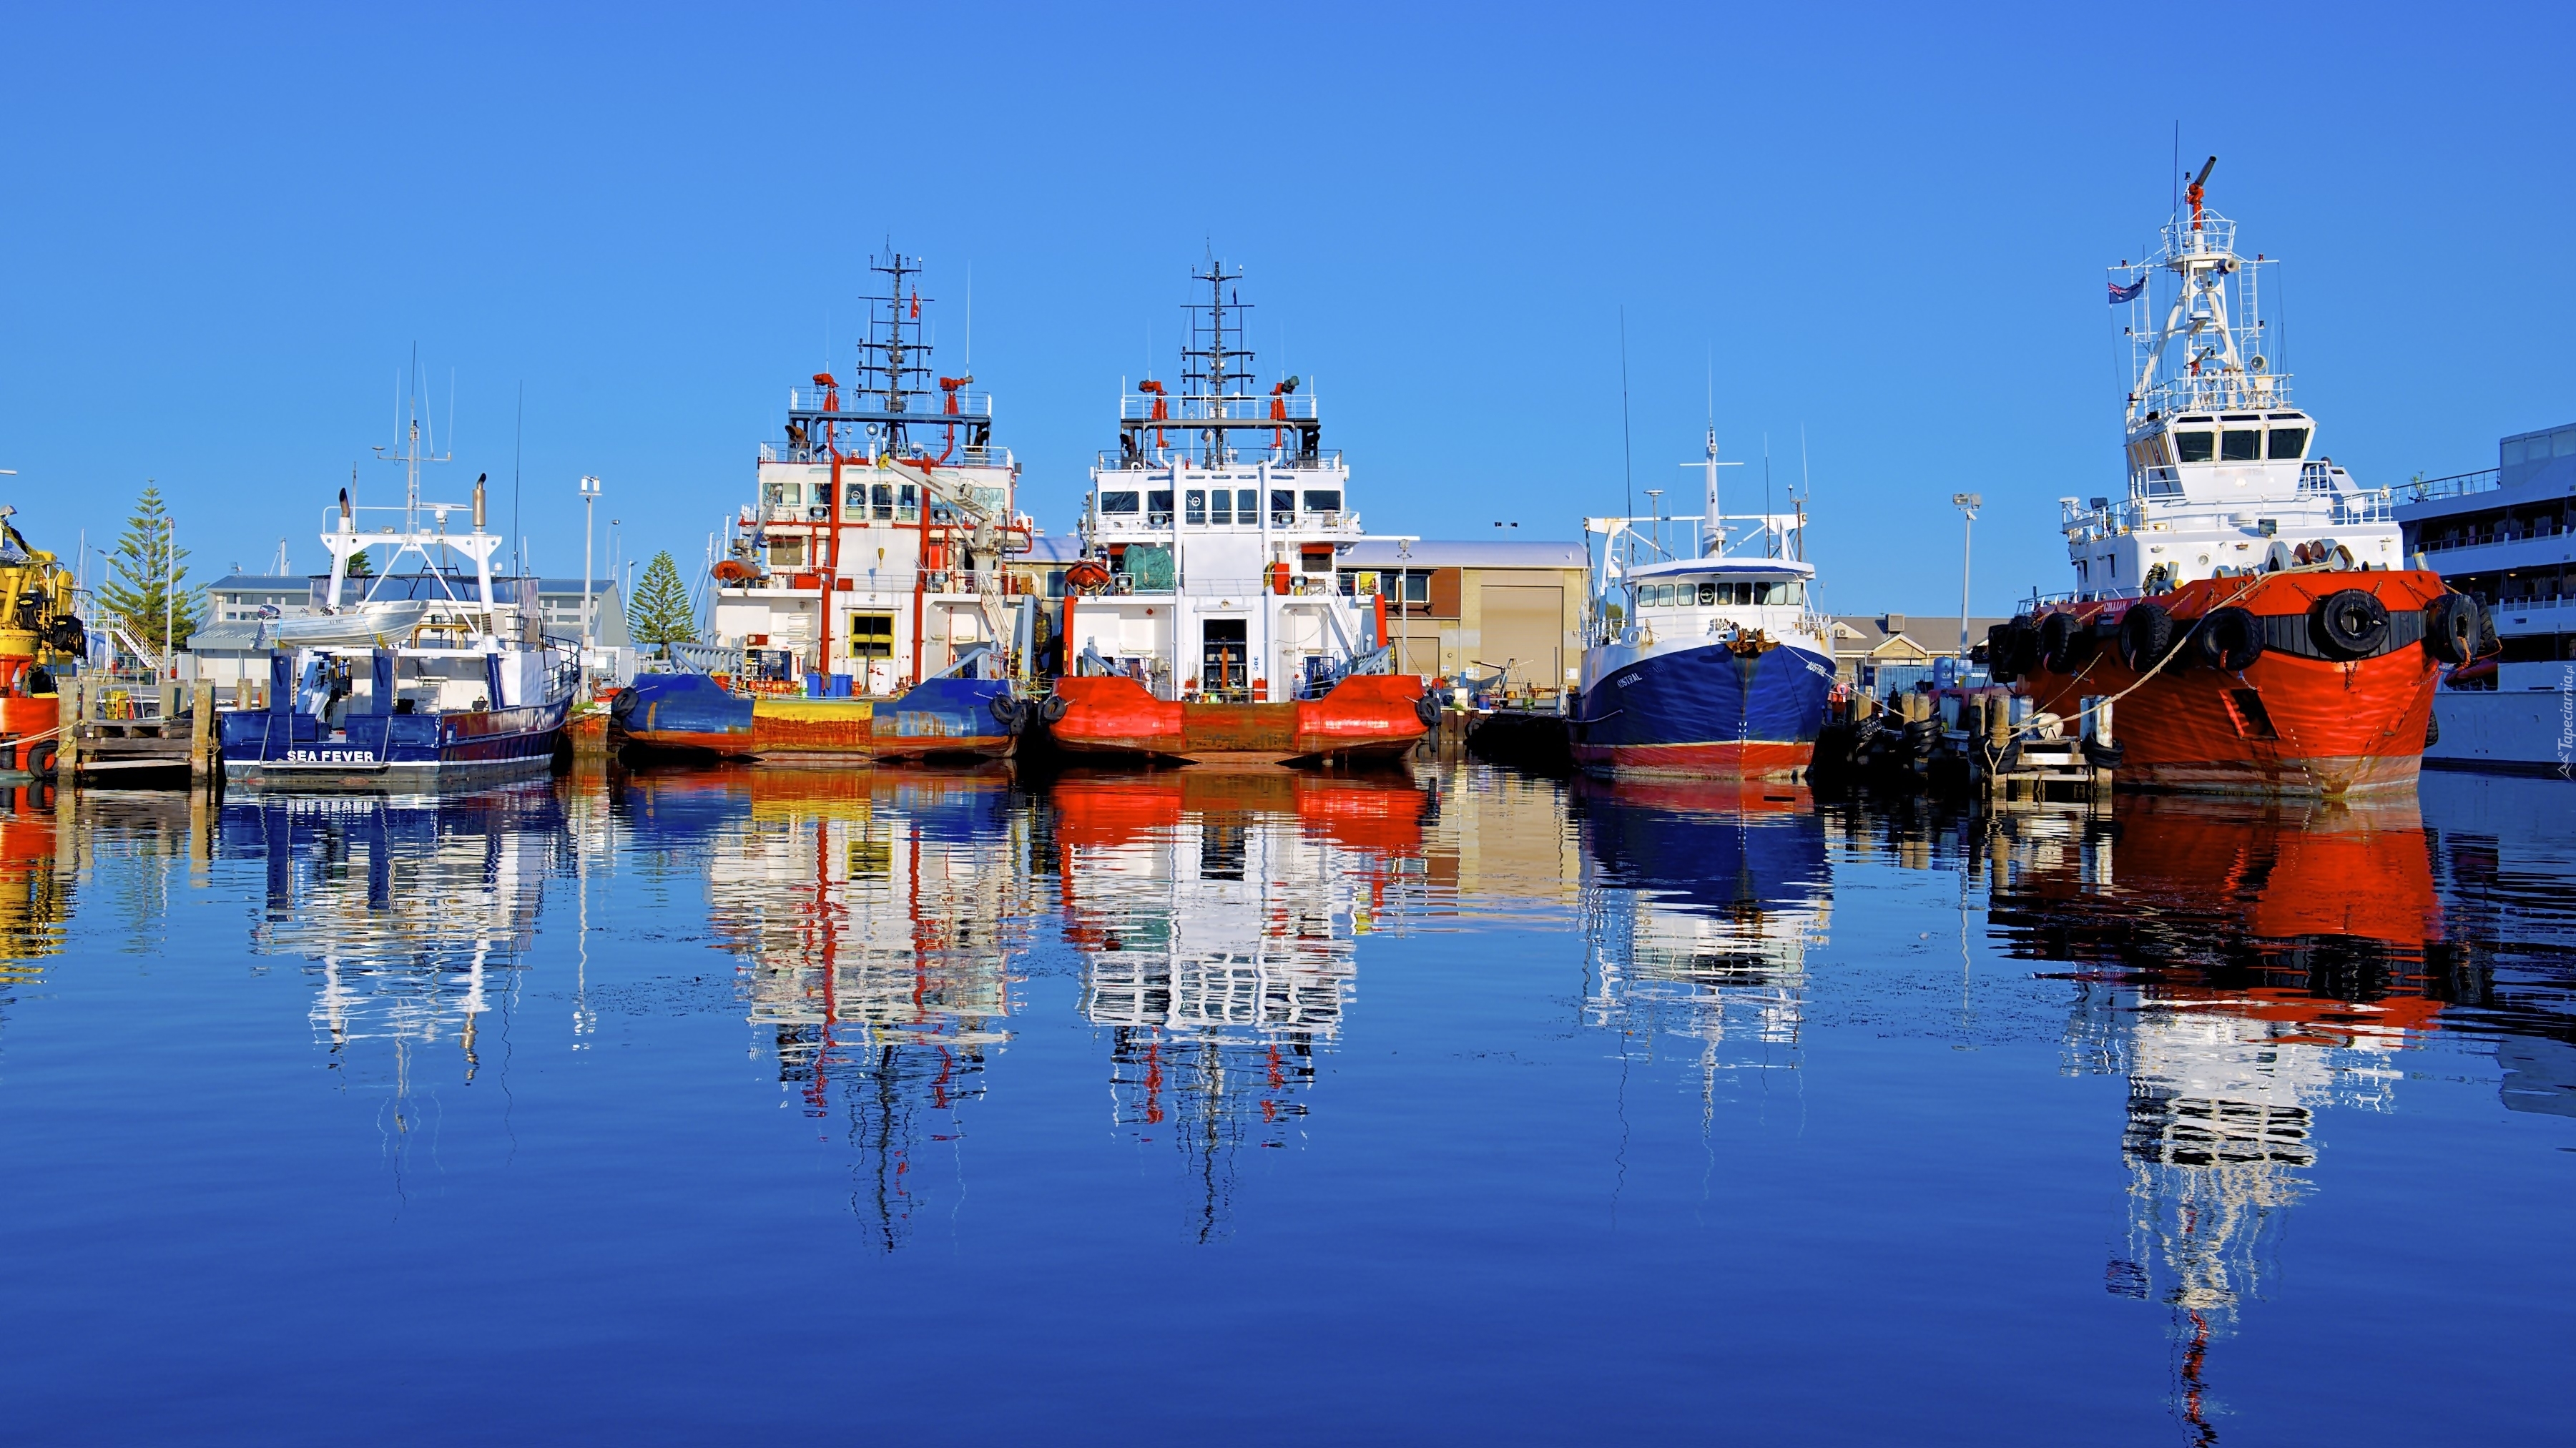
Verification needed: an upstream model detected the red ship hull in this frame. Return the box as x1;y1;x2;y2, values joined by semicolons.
2013;570;2446;798
1046;674;1429;765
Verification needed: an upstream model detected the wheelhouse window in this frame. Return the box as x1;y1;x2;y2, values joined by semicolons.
1100;491;1141;515
2175;431;2216;463
2267;428;2309;460
846;614;894;660
1237;488;1257;522
1209;489;1232;524
1270;489;1295;524
1147;490;1174;523
1302;489;1342;515
1184;489;1207;525
1698;581;1716;605
2220;429;2261;462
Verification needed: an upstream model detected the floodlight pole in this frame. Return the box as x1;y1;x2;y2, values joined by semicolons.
1952;493;1982;656
581;476;603;671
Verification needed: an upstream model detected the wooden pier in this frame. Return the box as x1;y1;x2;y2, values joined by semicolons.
51;677;223;790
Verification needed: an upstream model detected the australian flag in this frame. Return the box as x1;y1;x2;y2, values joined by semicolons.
2108;275;2146;303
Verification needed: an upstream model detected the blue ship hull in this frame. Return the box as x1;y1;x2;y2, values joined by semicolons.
1572;640;1835;778
220;650;572;790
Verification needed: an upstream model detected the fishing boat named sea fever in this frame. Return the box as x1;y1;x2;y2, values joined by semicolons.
219;427;579;789
1570;426;1836;779
1989;157;2471;797
611;246;1027;762
1040;260;1433;766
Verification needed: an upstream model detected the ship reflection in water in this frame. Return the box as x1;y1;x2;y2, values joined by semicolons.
11;761;2569;1439
1052;769;1432;1239
220;784;571;1085
1989;795;2461;1441
621;765;1036;1249
1575;778;1829;1085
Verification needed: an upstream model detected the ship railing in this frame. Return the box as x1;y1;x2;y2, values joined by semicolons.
2415;516;2571;554
788;386;992;418
2134;375;2286;418
758;440;1016;471
1094;448;1345;473
2391;468;2501;507
714;569;1043;598
1119;393;1319;424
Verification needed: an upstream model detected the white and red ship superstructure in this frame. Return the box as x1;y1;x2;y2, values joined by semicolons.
1990;159;2477;797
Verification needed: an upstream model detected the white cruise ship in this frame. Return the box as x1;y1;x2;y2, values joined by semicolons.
2396;420;2575;776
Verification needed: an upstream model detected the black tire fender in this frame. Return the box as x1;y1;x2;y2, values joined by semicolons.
2036;612;2080;674
1414;694;1440;729
2196;606;2265;672
2310;588;2390;661
2422;594;2479;666
1985;623;2022;684
2118;603;2176;671
21;739;55;780
1038;692;1070;725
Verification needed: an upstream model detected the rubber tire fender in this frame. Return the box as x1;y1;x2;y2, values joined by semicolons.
2424;711;2440;749
2421;594;2479;666
2037;611;2080;674
1983;623;2022;684
988;692;1021;729
609;686;639;725
21;739;54;780
2310;588;2390;661
1414;694;1441;729
2196;606;2265;672
2118;603;2176;672
1038;692;1070;725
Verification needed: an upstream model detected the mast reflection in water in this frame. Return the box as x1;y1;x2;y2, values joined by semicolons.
624;766;1038;1251
1576;778;1829;1083
1051;769;1431;1240
1988;795;2452;1442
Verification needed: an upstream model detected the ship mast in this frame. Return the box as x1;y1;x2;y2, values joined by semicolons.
2116;157;2284;429
1180;258;1252;464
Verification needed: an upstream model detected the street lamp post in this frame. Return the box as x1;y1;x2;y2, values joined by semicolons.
580;476;602;671
1952;493;1982;659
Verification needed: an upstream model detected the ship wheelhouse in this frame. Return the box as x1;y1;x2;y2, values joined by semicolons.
1616;556;1815;645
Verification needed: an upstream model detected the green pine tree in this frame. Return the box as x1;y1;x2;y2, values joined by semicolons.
628;550;698;654
346;547;374;578
95;483;204;657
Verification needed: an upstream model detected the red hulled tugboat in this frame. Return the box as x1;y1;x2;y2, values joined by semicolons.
1987;159;2480;797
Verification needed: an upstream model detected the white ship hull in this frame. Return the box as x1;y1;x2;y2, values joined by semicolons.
2429;663;2575;776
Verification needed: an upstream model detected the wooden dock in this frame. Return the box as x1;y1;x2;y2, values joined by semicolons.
51;677;222;790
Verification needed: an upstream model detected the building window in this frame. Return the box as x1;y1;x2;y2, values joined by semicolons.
847;614;894;660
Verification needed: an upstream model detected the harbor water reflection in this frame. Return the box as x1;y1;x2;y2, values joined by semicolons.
0;762;2567;1442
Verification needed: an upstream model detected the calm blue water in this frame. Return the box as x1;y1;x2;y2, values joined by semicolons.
0;763;2567;1444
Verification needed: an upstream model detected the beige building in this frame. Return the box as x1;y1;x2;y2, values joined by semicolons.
1337;539;1589;692
1827;613;2013;684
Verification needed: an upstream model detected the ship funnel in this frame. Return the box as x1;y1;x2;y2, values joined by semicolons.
338;488;352;526
473;473;487;529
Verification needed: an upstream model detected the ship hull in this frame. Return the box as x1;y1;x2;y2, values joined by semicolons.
1570;639;1834;780
611;674;1018;762
2014;570;2446;798
220;696;571;791
1044;674;1428;766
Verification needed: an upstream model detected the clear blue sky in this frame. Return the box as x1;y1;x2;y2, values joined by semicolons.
2;4;2566;614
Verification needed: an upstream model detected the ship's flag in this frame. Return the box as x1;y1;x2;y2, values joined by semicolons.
2109;276;2146;303
910;290;920;319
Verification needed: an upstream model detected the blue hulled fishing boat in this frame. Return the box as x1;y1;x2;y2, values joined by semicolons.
220;423;578;790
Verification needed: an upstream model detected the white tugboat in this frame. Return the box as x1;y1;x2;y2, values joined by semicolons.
1039;260;1433;766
